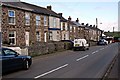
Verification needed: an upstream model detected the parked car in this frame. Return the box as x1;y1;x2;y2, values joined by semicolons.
73;39;89;51
97;39;108;45
1;48;32;74
112;37;120;43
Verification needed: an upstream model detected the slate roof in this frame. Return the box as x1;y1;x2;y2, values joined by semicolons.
60;17;67;22
2;2;59;17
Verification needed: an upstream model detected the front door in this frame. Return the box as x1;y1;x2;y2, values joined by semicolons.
25;32;29;46
44;32;47;42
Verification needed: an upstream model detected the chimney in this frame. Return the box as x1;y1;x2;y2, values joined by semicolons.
90;25;92;27
58;13;62;17
93;25;95;27
81;23;84;25
86;23;89;27
76;18;79;22
47;5;52;10
68;16;71;21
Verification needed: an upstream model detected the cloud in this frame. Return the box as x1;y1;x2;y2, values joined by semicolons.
99;21;118;31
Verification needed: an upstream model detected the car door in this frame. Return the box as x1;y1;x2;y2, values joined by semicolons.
2;48;23;73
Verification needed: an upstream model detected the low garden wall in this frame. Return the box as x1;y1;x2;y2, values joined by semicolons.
3;40;97;57
27;42;72;57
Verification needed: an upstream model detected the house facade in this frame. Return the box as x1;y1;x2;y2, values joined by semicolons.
46;6;61;42
1;2;60;46
59;13;69;40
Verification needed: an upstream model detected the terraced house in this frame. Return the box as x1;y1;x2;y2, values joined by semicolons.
59;13;69;40
1;2;60;46
47;6;61;41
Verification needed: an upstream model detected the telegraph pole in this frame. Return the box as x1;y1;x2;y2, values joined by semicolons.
113;27;115;33
96;18;98;41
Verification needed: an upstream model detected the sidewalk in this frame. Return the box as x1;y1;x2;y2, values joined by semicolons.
104;55;119;80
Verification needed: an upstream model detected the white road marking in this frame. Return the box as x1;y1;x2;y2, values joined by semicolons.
100;48;104;50
92;51;96;54
92;50;99;54
105;46;108;48
76;55;89;61
34;64;68;79
95;50;98;53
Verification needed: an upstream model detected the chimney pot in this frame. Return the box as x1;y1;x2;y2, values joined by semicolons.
47;5;52;10
76;18;79;22
58;13;62;17
68;16;71;21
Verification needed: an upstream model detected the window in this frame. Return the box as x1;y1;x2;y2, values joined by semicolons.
3;49;16;55
74;27;76;32
44;16;47;26
70;26;72;32
36;31;41;41
8;10;15;24
53;18;56;28
78;28;80;32
49;32;52;40
9;31;16;45
61;22;63;30
25;13;30;25
65;23;68;30
63;23;65;30
36;15;40;26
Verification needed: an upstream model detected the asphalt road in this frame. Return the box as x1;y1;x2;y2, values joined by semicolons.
2;43;118;79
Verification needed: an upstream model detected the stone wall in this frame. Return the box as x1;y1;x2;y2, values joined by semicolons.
89;40;97;46
27;42;72;57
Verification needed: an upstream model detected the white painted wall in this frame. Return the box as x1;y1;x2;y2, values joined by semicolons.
49;16;60;28
49;16;60;41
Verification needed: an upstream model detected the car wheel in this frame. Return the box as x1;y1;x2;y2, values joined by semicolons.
87;48;89;50
24;60;29;70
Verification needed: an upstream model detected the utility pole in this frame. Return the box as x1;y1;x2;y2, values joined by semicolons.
96;18;98;41
113;27;115;33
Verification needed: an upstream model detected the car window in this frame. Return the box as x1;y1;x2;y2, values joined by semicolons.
3;49;16;55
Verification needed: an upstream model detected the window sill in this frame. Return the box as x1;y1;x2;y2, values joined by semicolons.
9;23;16;25
25;24;30;26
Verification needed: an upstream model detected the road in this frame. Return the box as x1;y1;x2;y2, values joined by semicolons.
2;43;118;79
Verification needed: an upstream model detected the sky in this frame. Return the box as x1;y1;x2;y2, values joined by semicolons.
19;0;119;32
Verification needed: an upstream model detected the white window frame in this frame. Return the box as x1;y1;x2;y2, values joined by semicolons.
74;27;76;32
53;17;56;28
49;31;53;40
9;31;16;45
44;16;47;26
36;15;40;26
65;23;68;31
8;10;15;25
25;13;30;25
36;31;41;41
70;25;72;32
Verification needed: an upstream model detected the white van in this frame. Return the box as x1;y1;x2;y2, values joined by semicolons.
73;39;89;51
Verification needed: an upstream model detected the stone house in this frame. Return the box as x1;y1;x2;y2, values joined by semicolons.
1;2;60;46
84;24;102;41
72;18;85;39
58;13;69;40
67;16;77;40
47;6;61;42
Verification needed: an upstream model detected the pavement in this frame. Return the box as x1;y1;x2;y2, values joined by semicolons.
2;43;119;79
103;42;120;80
